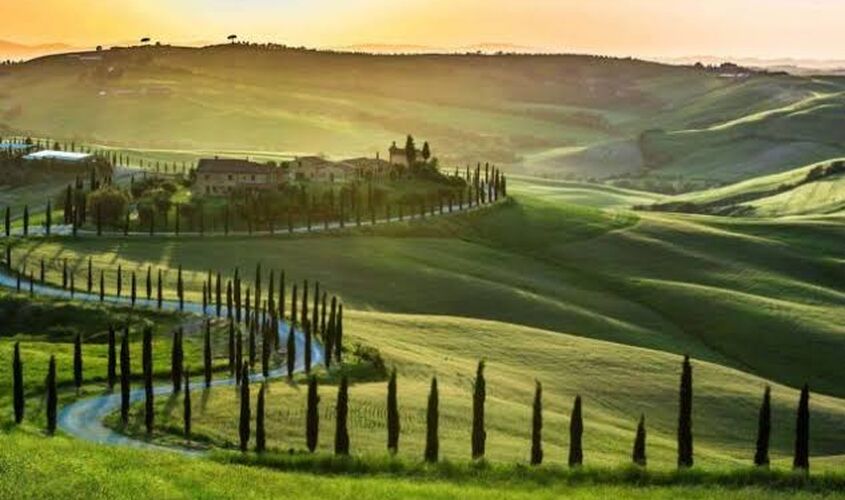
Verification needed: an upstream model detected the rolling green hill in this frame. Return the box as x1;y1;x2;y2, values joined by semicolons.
3;46;845;184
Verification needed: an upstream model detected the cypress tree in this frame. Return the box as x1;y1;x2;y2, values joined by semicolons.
235;329;243;385
143;327;154;434
116;265;122;297
22;205;28;236
335;375;350;455
239;364;250;452
794;384;810;472
171;328;183;392
107;325;116;390
204;320;213;388
184;370;192;440
312;282;320;339
177;265;184;311
261;320;270;378
157;269;163;308
424;376;439;463
87;258;92;293
73;333;83;394
46;356;57;435
278;270;285;329
120;331;131;425
320;291;327;339
234;267;241;323
569;395;583;467
306;375;320;452
256;382;266;453
146;266;152;300
754;386;771;467
325;296;337;368
531;380;543;465
228;319;235;375
4;205;9;237
387;367;400;454
291;283;298;326
216;272;222;317
131;271;137;306
226;280;233;319
677;355;693;468
304;319;312;374
286;322;296;378
62;259;68;289
301;280;309;332
248;314;256;367
335;304;344;364
471;360;486;460
12;342;24;424
633;414;647;467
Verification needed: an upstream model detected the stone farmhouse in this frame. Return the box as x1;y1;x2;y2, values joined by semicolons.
388;141;423;167
194;158;278;195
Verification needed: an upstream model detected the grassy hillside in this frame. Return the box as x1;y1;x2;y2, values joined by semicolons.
4;45;844;183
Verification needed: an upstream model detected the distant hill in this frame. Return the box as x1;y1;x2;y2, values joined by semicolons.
0;44;843;184
0;40;79;61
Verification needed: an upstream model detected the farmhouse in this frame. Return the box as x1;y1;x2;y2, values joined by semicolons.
194;158;278;195
23;150;93;162
388;141;423;167
288;156;353;182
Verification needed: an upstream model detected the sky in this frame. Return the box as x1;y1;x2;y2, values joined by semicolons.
2;0;844;60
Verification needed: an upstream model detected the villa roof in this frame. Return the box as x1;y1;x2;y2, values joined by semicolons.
197;158;273;174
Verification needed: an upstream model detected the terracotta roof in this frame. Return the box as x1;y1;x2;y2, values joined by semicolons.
197;158;273;174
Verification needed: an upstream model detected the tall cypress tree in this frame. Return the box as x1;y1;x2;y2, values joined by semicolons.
73;333;83;394
177;265;184;311
325;297;337;368
569;395;583;467
216;272;222;317
306;375;320;452
204;320;213;388
531;380;543;466
4;205;10;237
291;283;298;327
335;375;350;455
633;414;647;467
143;327;154;434
312;282;320;340
335;304;344;364
387;367;400;455
99;269;105;302
22;204;28;236
171;328;183;392
12;342;24;424
286;322;296;378
256;382;266;453
471;360;486;460
46;355;57;435
248;316;256;367
424;376;439;463
755;386;772;467
184;370;192;440
131;271;137;306
228;319;235;375
261;320;270;378
157;269;163;308
239;364;250;452
87;258;92;293
146;266;152;300
677;355;693;468
301;280;309;332
304;319;312;374
794;384;810;471
120;331;131;425
235;329;243;385
107;325;116;390
116;265;122;297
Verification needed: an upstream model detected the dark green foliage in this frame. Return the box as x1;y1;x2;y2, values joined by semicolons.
239;364;250;452
306;375;320;453
184;371;192;440
261;320;270;378
335;304;344;364
248;317;256;367
204;320;213;388
256;383;266;453
633;414;647;467
228;319;235;375
13;342;23;424
569;395;583;467
171;328;183;392
335;375;350;456
304;319;312;374
157;269;163;309
120;332;130;425
425;376;439;463
45;355;57;435
87;258;92;293
177;265;184;311
286;322;296;378
531;380;543;466
131;272;136;306
755;386;771;467
73;333;83;392
107;325;116;390
301;280;309;334
146;266;152;300
387;367;399;455
678;355;693;468
794;384;810;471
99;270;104;302
471;360;486;460
235;329;243;385
143;327;154;434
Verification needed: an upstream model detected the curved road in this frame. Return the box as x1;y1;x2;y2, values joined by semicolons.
0;269;322;455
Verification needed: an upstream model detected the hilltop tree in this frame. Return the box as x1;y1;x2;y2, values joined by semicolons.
171;328;184;392
239;364;250;452
677;355;693;468
569;396;583;467
13;342;24;424
471;360;486;460
424;376;439;463
754;386;772;467
387;367;400;454
531;380;543;465
633;414;647;467
204;320;213;388
405;135;417;167
107;325;116;390
256;382;266;453
794;384;810;472
73;333;83;394
143;327;154;434
46;356;57;435
306;375;320;452
183;371;192;441
421;141;431;161
120;331;131;425
335;375;350;455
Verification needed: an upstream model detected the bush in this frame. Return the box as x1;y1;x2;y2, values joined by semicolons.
87;188;129;227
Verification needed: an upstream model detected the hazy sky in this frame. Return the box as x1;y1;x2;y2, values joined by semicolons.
2;0;843;59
